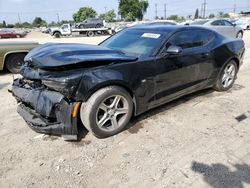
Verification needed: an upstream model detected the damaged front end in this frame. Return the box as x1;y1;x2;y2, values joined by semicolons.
10;43;137;140
11;66;83;140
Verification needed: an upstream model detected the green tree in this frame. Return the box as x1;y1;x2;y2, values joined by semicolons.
99;10;116;22
32;17;47;27
73;7;97;22
223;13;230;18
119;0;149;21
218;12;230;18
194;8;199;19
209;14;215;18
167;15;185;22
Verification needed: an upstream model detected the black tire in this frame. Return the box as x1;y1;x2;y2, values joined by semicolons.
236;31;243;38
95;24;101;28
79;25;85;29
5;53;26;74
213;60;238;92
53;32;61;38
87;31;95;37
80;86;133;138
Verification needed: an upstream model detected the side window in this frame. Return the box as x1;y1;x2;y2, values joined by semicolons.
167;30;214;49
223;20;233;26
211;20;224;26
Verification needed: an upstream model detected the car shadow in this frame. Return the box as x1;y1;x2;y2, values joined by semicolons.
191;161;250;188
126;88;215;133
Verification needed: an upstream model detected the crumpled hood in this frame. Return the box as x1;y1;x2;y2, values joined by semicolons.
24;43;137;70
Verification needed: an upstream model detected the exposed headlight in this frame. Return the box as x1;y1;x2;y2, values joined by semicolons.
42;80;76;97
42;80;68;91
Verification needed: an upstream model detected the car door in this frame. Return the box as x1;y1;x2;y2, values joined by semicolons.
60;24;71;35
210;20;235;38
152;30;214;106
222;20;237;38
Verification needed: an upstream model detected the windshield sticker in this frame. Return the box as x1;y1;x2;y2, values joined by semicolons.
141;33;161;39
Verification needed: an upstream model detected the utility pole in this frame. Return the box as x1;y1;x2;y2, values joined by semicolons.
155;3;158;19
203;0;207;18
104;6;107;13
164;4;167;19
56;13;60;23
201;3;204;19
17;13;21;24
233;4;236;14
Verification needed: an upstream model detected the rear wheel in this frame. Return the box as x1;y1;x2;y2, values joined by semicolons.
87;31;95;37
236;31;243;38
79;25;85;29
80;86;133;138
95;24;102;28
5;53;26;74
213;60;238;91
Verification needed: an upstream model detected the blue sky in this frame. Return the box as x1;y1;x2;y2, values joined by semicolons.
0;0;249;24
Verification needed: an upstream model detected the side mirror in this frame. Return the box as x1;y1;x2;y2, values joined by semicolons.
165;45;182;55
233;23;236;27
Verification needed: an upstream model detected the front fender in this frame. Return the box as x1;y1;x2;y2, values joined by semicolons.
75;68;132;101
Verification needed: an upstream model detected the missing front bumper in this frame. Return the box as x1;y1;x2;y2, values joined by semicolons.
12;80;79;139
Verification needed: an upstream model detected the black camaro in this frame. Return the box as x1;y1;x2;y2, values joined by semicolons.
11;25;245;140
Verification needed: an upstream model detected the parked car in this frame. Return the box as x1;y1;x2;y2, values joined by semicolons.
76;18;104;29
0;41;39;73
235;19;250;30
11;25;245;140
190;19;244;38
0;29;25;39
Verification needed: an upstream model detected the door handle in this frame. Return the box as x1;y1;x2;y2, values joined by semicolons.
201;52;209;58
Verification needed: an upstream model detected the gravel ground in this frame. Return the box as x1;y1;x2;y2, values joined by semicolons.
0;31;250;188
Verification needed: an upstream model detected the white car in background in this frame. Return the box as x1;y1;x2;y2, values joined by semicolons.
190;19;244;38
235;19;250;30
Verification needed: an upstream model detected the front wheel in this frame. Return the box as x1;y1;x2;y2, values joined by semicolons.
5;53;26;74
213;60;238;91
80;86;133;138
53;32;61;38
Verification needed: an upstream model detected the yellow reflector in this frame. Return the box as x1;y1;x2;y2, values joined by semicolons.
72;103;80;118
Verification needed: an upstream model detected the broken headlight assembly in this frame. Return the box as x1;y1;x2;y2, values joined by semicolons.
42;79;78;98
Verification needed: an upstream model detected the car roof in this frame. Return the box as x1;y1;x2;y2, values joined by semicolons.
128;24;213;33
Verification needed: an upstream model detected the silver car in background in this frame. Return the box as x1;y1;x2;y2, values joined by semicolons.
190;19;244;38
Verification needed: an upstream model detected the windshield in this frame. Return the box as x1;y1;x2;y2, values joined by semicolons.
190;20;209;25
100;29;166;57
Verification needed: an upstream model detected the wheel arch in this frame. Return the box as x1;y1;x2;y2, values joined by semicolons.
52;30;61;35
82;81;138;116
2;51;28;70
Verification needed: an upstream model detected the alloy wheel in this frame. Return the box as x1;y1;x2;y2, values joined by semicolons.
96;95;129;132
221;63;236;88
